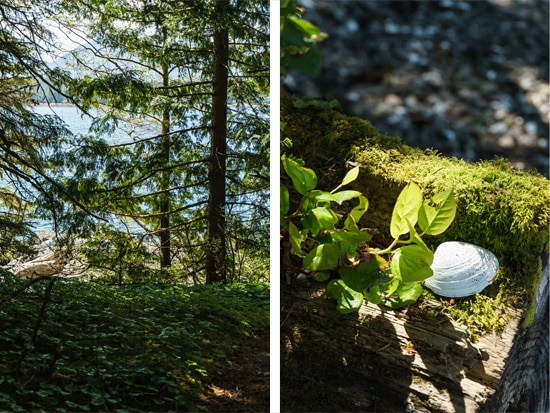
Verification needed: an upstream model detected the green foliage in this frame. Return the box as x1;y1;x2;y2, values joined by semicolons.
282;155;456;312
47;0;270;277
281;96;549;330
280;0;327;76
0;274;268;412
79;225;157;284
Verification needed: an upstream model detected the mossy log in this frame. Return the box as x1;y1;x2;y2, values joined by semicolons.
281;97;549;412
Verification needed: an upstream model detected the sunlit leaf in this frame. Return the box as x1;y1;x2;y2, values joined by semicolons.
288;221;306;257
340;261;390;293
303;243;339;271
311;206;338;230
344;195;369;231
364;285;381;304
330;190;362;204
381;281;423;308
391;244;433;282
418;189;456;235
390;182;422;238
331;166;360;193
282;154;317;195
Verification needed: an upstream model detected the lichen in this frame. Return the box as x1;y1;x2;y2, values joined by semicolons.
282;95;550;334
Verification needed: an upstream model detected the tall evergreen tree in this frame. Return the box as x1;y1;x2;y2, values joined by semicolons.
48;0;269;282
0;0;86;260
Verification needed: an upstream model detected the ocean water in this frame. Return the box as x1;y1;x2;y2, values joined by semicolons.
29;105;139;232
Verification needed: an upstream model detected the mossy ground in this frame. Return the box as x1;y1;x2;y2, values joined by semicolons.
0;274;269;412
282;95;549;334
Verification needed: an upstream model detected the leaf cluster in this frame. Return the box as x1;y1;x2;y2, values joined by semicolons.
280;0;327;76
0;274;268;412
281;155;456;312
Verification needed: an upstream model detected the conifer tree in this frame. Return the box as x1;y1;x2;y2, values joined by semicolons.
48;0;269;282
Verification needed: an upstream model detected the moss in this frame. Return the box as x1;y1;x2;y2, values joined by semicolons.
282;95;550;333
445;292;510;342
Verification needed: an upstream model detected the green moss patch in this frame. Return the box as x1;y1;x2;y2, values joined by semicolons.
282;96;549;332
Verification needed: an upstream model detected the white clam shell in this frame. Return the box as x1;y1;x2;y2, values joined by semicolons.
424;241;499;298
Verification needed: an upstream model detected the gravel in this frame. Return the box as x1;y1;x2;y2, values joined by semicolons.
283;0;549;176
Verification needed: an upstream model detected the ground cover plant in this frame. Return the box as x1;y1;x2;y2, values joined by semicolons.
0;272;269;412
281;154;456;312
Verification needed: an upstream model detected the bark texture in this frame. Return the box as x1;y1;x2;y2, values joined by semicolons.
281;283;521;413
206;3;229;284
482;264;549;413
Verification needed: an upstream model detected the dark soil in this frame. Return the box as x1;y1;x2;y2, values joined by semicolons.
201;327;270;412
283;0;549;176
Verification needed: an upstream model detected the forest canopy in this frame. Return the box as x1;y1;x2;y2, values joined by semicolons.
0;0;270;284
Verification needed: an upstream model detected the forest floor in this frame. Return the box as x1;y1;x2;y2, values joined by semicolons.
0;275;269;412
200;326;270;412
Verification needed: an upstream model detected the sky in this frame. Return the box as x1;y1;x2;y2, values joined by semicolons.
42;21;85;62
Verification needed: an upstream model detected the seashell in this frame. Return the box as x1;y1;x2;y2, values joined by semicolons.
424;241;499;298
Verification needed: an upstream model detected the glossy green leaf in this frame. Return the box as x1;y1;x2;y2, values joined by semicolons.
303;243;339;271
308;189;337;203
282;154;317;195
344;195;369;231
340;261;390;293
331;166;360;193
364;285;381;304
287;16;322;37
326;279;364;313
330;190;362;205
288;221;306;257
341;166;360;186
418;189;456;235
390;182;422;238
381;282;423;308
390;244;433;282
300;211;320;237
311;206;338;230
406;219;428;250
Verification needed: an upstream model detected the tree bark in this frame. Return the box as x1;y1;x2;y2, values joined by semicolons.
281;282;522;413
159;59;172;268
482;264;549;413
206;1;229;284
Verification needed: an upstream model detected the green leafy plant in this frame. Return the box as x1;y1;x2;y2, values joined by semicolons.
281;154;456;312
280;0;327;76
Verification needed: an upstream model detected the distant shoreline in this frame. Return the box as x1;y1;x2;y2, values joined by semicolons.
34;103;76;107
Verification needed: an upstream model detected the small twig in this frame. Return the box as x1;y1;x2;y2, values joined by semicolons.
0;275;57;305
14;278;57;375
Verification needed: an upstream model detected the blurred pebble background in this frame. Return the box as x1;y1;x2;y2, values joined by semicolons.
283;0;549;176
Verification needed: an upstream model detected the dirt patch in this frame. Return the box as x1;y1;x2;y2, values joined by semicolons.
200;327;270;412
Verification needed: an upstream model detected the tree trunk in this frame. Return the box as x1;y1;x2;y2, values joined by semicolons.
206;2;228;284
482;263;549;413
159;60;171;268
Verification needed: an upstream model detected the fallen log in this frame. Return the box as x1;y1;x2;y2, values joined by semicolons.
281;97;549;412
15;251;65;279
